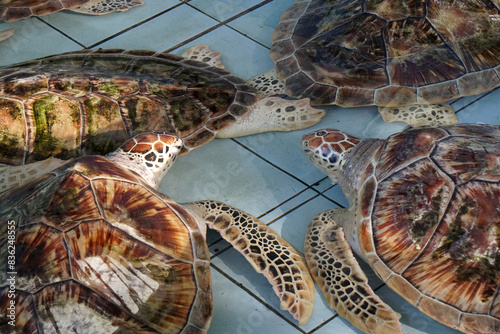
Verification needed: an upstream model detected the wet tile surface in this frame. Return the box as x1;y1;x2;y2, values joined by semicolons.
0;1;495;333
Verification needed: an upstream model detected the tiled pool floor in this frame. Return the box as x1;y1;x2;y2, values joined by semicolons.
1;1;498;333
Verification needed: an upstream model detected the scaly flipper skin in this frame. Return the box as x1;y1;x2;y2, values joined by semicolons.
181;45;225;69
249;68;288;96
68;0;143;15
305;209;403;334
185;200;315;326
215;97;324;138
0;158;66;193
378;103;457;127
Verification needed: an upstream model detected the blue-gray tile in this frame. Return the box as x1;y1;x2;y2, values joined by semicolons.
161;137;307;217
37;0;182;47
189;0;264;21
96;4;217;50
0;19;81;66
456;88;500;125
210;242;336;330
228;0;296;47
170;25;276;80
208;268;301;334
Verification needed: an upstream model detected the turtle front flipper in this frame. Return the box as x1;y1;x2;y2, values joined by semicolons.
215;97;324;138
70;0;144;15
305;209;403;334
378;103;457;127
185;200;315;326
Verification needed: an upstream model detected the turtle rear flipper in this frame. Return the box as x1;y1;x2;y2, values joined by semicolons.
0;157;66;193
305;208;403;334
378;103;458;127
249;68;287;96
0;28;15;42
185;200;315;326
71;0;144;15
181;45;225;69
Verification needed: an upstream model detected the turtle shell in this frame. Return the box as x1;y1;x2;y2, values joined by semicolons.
0;0;90;21
0;49;257;165
357;124;500;333
0;0;142;21
271;0;500;106
0;155;212;333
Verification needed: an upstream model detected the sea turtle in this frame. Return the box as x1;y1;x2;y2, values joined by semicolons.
0;131;315;332
301;124;500;333
0;45;323;192
251;0;500;127
0;0;143;21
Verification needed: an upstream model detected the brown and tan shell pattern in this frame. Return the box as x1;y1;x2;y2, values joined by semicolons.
0;49;257;165
0;154;212;333
271;0;500;107
0;0;88;21
0;0;143;21
357;124;500;333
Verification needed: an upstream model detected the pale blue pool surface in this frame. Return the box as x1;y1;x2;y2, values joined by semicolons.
1;1;497;333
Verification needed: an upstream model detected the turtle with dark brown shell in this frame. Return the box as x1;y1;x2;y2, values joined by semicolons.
301;124;500;334
0;45;323;192
0;131;315;332
0;0;143;21
251;0;500;127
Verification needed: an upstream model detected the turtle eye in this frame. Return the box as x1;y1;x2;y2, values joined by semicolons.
321;145;330;157
329;154;338;164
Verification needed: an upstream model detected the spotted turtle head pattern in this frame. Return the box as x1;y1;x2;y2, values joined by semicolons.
302;128;361;183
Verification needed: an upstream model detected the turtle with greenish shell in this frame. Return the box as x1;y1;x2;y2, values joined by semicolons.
0;45;323;192
251;0;500;127
0;131;316;332
0;0;143;21
301;124;500;333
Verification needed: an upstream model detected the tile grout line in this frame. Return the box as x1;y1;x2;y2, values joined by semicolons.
208;183;342;258
230;138;313;189
306;281;390;333
306;315;337;334
86;2;186;49
454;86;500;113
34;17;87;48
256;185;321;219
210;262;308;334
162;0;275;53
205;178;343;252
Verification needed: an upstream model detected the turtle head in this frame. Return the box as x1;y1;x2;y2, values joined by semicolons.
107;131;183;189
302;129;361;183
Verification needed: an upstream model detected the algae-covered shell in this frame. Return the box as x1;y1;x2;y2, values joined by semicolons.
362;124;500;333
0;49;257;165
